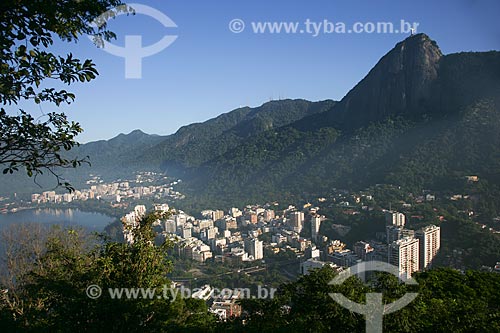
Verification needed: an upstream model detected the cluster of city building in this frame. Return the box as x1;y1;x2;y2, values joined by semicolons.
117;197;445;318
387;213;441;278
122;204;268;264
120;198;440;281
301;211;441;279
30;172;184;205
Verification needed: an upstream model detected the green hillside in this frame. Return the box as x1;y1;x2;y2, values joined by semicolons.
169;35;500;209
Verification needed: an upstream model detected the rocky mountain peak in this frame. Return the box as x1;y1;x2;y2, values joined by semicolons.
335;33;443;128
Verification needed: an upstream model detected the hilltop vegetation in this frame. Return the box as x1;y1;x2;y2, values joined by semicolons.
1;214;499;332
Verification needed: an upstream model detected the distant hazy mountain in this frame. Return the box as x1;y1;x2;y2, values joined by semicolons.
0;130;166;194
70;129;166;174
0;99;335;194
136;99;335;175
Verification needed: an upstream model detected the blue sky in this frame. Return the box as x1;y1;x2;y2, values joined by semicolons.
34;0;500;142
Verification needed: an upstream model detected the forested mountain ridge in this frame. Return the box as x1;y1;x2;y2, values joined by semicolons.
137;99;336;173
173;33;500;208
0;99;335;194
3;33;500;210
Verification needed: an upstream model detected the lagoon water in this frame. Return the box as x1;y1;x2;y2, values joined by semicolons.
0;208;114;231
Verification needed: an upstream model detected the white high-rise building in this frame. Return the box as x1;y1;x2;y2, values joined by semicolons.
388;237;419;279
179;226;192;239
175;214;187;229
212;210;225;221
311;216;321;241
164;219;176;233
386;211;406;227
416;225;441;270
263;209;275;222
290;211;304;233
201;226;218;241
134;205;147;218
229;208;242;218
386;225;414;244
154;203;170;212
244;238;263;260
